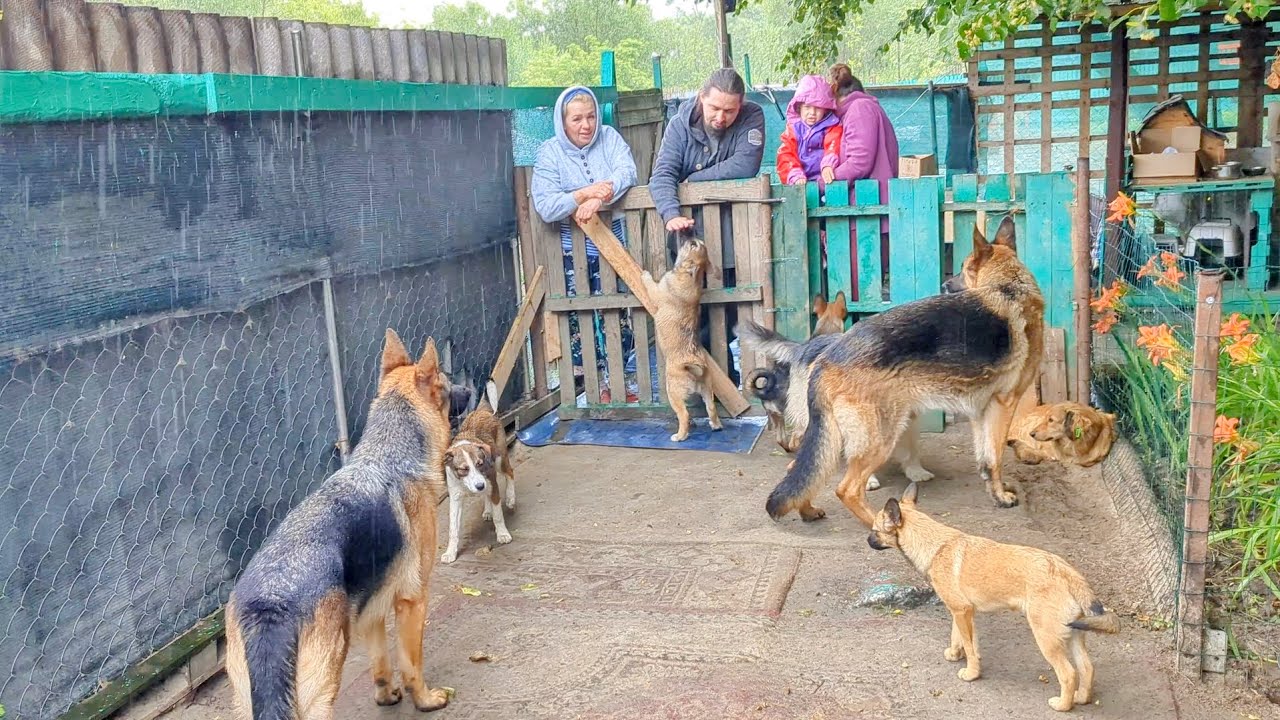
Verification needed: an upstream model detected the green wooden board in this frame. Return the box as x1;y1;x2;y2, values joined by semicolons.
824;181;853;306
770;183;812;339
805;182;824;327
951;174;979;275
853;179;883;305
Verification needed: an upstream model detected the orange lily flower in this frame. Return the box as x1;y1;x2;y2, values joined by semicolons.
1090;280;1127;314
1106;191;1136;224
1220;313;1251;339
1214;415;1241;445
1135;323;1182;367
1224;333;1261;365
1092;311;1119;334
1154;263;1186;291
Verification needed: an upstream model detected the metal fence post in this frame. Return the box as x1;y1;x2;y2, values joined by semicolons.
600;50;616;126
651;53;663;90
1178;268;1223;677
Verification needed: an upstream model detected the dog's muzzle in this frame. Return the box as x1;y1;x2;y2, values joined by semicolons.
941;276;966;294
867;534;888;551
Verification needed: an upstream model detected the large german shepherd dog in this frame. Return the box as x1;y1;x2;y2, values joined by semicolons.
225;329;454;720
759;217;1044;527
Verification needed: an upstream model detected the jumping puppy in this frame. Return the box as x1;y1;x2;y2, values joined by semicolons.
225;330;453;719
441;384;516;564
757;217;1044;527
869;483;1119;712
1008;402;1117;467
643;232;720;442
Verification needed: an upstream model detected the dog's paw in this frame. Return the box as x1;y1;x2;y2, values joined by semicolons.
482;508;493;521
1073;688;1092;705
994;490;1019;508
496;529;513;544
1048;696;1073;713
670;432;688;442
374;683;403;706
413;688;450;712
865;474;882;491
958;667;981;682
505;497;516;511
440;549;458;564
799;505;826;522
944;647;965;662
905;465;935;483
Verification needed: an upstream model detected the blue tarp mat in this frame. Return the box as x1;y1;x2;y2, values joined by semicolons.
518;409;766;454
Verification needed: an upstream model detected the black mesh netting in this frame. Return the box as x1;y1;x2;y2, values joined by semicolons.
0;108;519;720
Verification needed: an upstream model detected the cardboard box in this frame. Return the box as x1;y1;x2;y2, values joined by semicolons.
899;154;937;179
1138;126;1225;173
1132;151;1199;183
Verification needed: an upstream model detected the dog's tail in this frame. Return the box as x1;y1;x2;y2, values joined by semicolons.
736;320;803;366
683;362;706;380
765;368;840;519
1067;598;1121;634
746;367;784;404
238;597;301;720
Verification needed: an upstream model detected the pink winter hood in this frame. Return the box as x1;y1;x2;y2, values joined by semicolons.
787;75;837;114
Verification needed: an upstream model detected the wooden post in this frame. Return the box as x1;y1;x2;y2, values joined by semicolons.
514;168;549;399
489;266;547;404
1178;269;1223;678
1072;157;1093;404
1102;28;1129;285
576;214;752;416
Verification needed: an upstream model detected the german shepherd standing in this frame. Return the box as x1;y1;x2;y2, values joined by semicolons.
761;217;1044;527
225;330;454;720
868;484;1119;712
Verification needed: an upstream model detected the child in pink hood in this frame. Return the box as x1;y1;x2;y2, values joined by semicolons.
776;75;843;187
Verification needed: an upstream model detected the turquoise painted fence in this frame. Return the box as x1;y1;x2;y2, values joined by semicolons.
772;170;1078;355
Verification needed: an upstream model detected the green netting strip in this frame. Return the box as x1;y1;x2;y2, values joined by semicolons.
0;71;615;123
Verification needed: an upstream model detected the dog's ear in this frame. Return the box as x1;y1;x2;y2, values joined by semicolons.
442;447;455;467
381;328;413;377
993;215;1018;253
901;482;919;506
812;294;827;317
832;291;848;319
885;498;903;529
415;337;447;405
971;226;993;264
1062;409;1076;432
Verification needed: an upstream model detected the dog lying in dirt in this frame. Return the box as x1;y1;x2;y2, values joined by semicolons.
643;231;721;442
1007;402;1117;468
441;383;515;564
868;483;1120;712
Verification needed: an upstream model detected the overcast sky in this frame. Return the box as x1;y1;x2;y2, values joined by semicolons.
360;0;694;25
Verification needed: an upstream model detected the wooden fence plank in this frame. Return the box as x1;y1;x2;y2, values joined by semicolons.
598;216;627;403
539;217;576;410
252;17;284;76
703;207;730;374
303;22;331;77
476;36;494;85
424;31;444;83
853;179;882;305
771;182;810;339
490;266;547;401
439;31;457;83
514;167;549;399
328;24;354;79
48;0;98;71
88;2;134;72
951;174;979;275
625;211;654;403
732;201;756;378
350;26;375;80
644;208;670;405
371;28;394;80
805;183;823;316
824;181;853;305
128;7;170;74
407;29;428;83
750;176;775;333
192;13;227;74
571;224;602;404
1023;173;1075;351
464;33;481;84
389;29;411;82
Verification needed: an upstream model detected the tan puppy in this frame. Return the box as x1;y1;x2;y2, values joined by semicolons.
868;484;1119;713
1008;402;1117;467
812;290;848;336
441;385;515;564
643;233;720;442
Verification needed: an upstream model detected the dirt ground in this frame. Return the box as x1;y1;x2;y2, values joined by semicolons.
161;422;1276;719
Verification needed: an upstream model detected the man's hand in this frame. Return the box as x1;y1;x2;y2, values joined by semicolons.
666;216;695;233
575;197;604;222
821;167;836;185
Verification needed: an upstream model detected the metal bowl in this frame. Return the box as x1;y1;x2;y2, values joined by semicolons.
1212;161;1243;179
1242;166;1267;177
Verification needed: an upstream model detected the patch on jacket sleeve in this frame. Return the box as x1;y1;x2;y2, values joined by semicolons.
747;128;763;146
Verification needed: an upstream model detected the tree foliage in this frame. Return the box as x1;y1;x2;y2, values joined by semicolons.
429;0;963;92
738;0;1276;77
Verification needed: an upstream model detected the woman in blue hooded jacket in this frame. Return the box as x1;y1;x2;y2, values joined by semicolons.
531;86;640;402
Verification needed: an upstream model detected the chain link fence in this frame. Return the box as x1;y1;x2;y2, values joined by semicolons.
0;107;520;719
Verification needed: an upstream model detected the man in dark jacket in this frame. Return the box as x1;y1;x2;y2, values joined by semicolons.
650;67;765;237
649;67;764;384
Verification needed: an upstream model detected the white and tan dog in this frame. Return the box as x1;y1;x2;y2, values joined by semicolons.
440;383;515;563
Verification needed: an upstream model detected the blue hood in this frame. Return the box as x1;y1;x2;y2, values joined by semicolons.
553;86;601;154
